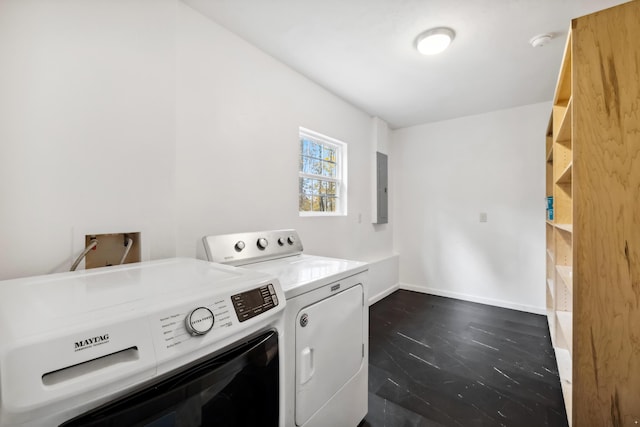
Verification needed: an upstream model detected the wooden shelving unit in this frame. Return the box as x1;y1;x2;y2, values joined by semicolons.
554;223;572;234
555;347;573;423
546;44;574;410
555;162;572;184
555;265;572;294
544;2;640;425
555;98;572;145
546;248;554;262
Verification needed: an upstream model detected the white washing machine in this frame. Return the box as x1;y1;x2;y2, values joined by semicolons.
203;229;368;427
0;258;285;427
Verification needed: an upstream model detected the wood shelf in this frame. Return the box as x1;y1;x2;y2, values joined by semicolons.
547;248;554;262
555;223;573;233
552;103;568;140
548;311;557;347
555;347;573;426
556;162;572;184
556;266;573;294
546;117;553;150
556;97;573;146
556;310;573;355
547;278;555;299
555;347;572;385
546;120;553;162
562;381;573;427
554;32;572;105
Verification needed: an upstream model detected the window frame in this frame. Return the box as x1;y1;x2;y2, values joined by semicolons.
298;127;348;217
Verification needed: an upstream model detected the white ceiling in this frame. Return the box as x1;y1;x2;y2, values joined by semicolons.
184;0;628;129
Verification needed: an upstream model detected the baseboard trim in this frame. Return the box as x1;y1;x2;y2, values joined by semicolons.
398;283;546;315
368;283;400;306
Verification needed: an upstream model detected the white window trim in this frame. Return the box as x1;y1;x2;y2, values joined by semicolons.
299;127;348;216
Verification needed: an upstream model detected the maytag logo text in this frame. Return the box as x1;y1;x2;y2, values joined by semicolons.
74;334;110;351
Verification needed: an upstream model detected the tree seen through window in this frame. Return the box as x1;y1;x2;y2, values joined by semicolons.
298;130;345;214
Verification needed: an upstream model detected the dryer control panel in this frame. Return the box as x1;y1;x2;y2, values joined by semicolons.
202;229;303;266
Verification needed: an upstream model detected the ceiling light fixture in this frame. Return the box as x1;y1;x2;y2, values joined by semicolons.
529;33;553;48
416;27;455;55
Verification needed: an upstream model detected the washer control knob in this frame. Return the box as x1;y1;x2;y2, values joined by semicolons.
185;307;214;336
234;241;245;251
277;237;286;246
257;238;268;250
287;235;296;245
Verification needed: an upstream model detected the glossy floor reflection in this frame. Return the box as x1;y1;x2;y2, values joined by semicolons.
361;291;568;427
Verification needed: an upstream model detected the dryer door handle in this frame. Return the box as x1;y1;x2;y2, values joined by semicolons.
299;347;315;385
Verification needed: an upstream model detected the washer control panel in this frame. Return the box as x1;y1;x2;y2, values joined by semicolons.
232;284;279;322
152;278;284;361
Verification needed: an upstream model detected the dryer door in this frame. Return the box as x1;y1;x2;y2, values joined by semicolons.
295;284;364;426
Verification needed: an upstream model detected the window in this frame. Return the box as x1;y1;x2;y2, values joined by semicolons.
298;127;347;216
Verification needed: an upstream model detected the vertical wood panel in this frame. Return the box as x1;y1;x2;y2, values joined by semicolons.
573;1;640;425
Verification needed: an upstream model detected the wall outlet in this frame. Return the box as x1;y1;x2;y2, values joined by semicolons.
84;232;141;269
479;212;488;223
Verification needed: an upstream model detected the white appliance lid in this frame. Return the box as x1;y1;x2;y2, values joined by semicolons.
241;254;367;297
0;258;274;338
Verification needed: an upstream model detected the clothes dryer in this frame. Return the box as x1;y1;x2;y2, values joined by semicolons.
203;229;368;427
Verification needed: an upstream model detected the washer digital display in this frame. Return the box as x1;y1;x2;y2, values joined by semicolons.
231;284;279;322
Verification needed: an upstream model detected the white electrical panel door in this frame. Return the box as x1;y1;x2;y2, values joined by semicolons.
295;284;364;426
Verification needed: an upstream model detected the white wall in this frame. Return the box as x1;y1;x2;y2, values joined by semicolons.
391;102;549;313
0;0;178;280
175;4;394;265
0;1;397;285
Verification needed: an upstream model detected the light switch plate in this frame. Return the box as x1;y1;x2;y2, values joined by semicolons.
479;212;488;223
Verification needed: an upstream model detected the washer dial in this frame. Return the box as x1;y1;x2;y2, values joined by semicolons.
185;307;214;336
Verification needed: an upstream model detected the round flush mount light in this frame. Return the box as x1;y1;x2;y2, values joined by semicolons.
416;27;455;55
529;33;553;48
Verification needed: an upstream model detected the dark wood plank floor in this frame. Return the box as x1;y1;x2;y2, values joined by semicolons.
361;290;568;427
